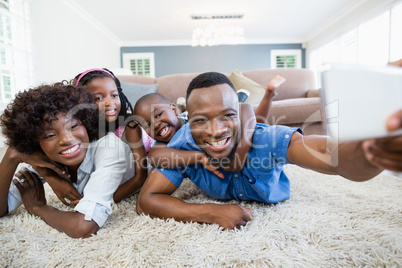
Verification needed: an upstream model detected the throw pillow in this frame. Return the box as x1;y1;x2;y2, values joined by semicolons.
229;70;266;105
307;89;321;98
120;81;158;106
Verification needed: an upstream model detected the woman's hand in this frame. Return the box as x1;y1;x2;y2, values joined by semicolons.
11;148;69;177
13;168;46;215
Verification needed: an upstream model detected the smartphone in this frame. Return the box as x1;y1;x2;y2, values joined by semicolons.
321;63;402;141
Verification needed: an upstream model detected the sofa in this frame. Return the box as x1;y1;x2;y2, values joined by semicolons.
117;68;325;135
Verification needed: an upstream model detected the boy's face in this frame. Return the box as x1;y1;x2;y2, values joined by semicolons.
135;97;182;143
39;113;89;170
187;84;240;160
86;77;121;123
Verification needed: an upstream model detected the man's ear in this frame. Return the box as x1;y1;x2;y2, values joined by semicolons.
170;103;180;116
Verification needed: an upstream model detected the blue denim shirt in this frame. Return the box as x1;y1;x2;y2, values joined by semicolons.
156;123;302;203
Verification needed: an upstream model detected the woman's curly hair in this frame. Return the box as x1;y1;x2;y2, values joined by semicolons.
0;81;99;154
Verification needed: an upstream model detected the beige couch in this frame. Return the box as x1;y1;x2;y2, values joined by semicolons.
117;68;325;135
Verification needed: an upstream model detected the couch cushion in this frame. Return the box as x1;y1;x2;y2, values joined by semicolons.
307;89;321;98
117;75;156;85
229;70;266;105
259;97;323;125
243;68;316;100
156;73;199;103
120;81;158;106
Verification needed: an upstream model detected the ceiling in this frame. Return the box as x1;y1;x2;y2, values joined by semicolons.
66;0;365;46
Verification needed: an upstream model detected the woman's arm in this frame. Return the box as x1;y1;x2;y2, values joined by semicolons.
14;169;98;238
0;148;21;216
113;124;148;202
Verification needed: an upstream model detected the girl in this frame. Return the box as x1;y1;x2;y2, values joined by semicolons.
73;68;152;202
0;82;135;238
41;69;151;205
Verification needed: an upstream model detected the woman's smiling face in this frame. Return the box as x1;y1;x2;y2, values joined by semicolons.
39;112;89;170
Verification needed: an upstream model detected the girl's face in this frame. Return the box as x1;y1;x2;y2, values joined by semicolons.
39;113;89;170
86;77;121;123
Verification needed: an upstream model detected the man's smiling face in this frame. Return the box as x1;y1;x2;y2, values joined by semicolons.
187;83;240;160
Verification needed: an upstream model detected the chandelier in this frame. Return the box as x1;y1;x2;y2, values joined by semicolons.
191;25;245;47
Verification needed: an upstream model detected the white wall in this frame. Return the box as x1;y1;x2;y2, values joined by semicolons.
30;0;120;85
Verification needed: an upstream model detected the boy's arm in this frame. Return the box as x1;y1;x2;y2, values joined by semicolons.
287;132;382;181
148;144;224;178
148;143;205;167
14;169;98;238
114;124;148;202
137;169;252;230
224;103;256;171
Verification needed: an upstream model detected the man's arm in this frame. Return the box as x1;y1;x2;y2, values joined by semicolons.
137;169;252;230
14;169;98;238
287;132;382;181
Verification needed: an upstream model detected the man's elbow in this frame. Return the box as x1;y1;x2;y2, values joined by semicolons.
136;192;147;215
147;154;157;167
0;205;8;218
68;221;99;239
136;200;143;215
136;191;156;217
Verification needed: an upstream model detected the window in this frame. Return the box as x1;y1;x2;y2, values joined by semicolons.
122;52;155;77
0;0;33;106
390;3;402;62
357;11;390;67
271;49;302;69
308;1;402;87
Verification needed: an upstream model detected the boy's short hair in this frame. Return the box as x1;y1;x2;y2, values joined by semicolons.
134;93;170;113
186;72;236;101
0;82;99;154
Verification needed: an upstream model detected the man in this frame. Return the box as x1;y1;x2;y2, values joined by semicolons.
137;71;400;230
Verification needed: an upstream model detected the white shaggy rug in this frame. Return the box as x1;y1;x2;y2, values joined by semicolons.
1;164;401;267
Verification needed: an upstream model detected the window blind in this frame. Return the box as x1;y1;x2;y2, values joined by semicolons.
0;0;32;104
